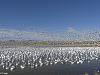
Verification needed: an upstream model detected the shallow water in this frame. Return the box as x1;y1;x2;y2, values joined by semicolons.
3;62;100;75
0;47;100;75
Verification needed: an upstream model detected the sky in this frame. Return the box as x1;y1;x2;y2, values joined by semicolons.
0;0;100;40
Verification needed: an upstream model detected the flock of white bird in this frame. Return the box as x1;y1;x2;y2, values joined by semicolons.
0;47;100;72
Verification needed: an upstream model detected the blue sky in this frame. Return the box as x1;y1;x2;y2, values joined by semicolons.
0;0;100;33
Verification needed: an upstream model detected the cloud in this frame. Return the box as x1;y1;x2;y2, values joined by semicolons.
0;28;66;41
67;27;77;33
0;28;100;41
0;29;52;40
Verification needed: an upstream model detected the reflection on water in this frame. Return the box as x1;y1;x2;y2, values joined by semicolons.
0;47;100;75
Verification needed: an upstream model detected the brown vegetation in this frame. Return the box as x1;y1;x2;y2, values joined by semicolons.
0;40;100;47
